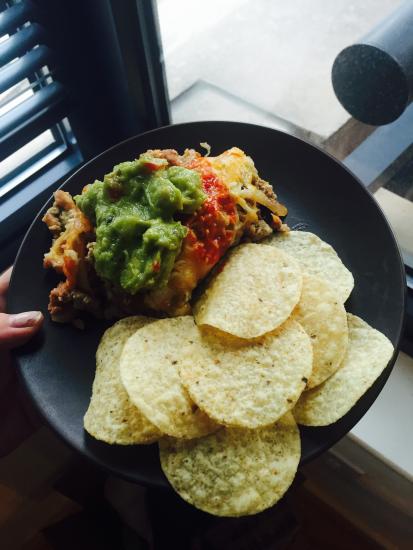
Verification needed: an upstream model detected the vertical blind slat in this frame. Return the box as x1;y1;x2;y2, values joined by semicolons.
0;22;44;67
0;81;69;161
0;44;52;93
0;1;34;37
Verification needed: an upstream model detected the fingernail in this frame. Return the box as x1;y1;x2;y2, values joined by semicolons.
9;311;43;328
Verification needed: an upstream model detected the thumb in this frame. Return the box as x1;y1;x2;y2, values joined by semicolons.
0;311;44;350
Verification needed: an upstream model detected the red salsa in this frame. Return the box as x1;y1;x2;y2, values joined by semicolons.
184;169;237;266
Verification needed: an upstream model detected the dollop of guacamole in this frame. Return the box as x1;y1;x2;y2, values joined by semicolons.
75;154;206;294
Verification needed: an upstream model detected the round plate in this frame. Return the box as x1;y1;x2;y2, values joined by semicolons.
8;121;405;488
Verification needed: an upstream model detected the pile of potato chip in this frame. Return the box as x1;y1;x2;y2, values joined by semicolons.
84;231;394;517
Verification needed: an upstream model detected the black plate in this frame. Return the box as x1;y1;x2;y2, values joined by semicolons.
9;121;405;488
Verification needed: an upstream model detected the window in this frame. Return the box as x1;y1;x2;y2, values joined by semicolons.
0;0;78;201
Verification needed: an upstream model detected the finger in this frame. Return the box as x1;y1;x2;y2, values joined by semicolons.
0;266;12;295
0;311;44;350
0;267;12;313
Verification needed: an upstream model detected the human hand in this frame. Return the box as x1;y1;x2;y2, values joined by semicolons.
0;267;44;456
0;267;43;353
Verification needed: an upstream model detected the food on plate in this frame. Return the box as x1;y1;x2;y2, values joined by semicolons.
43;147;287;322
293;314;394;426
69;145;394;518
83;316;161;444
85;225;396;516
179;318;312;428
120;316;217;439
82;227;395;517
266;231;354;302
194;244;302;338
43;191;100;318
293;274;348;389
159;413;300;517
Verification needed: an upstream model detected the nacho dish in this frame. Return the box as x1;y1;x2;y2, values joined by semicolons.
43;146;287;323
42;146;395;517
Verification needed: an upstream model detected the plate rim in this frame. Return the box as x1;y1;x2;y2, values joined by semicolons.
9;120;407;486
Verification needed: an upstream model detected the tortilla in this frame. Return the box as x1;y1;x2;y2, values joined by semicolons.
159;412;300;517
180;319;312;428
293;314;394;426
294;275;348;388
194;243;302;338
120;317;218;439
265;231;354;302
83;316;161;444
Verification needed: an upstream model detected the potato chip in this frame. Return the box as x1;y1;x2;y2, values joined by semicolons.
180;318;312;428
84;316;161;444
194;243;302;338
120;317;218;439
265;231;354;302
293;314;394;426
294;275;348;388
159;412;300;516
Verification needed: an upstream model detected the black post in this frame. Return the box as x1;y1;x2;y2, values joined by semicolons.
332;1;413;125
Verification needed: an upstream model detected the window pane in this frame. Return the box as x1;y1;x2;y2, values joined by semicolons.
0;78;33;116
157;0;401;141
0;129;55;179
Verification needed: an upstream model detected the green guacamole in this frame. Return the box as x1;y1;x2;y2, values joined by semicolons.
75;154;206;294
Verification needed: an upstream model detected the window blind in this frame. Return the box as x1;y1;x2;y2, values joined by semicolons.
0;0;71;193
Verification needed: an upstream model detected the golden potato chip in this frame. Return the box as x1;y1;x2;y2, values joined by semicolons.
180;319;312;428
120;317;218;439
84;316;161;444
266;231;354;302
294;275;348;388
293;314;394;426
159;412;300;517
194;243;303;338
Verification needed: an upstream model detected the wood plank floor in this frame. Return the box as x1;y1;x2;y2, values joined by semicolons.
0;426;410;549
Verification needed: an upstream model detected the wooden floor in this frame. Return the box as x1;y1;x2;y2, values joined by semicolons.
0;427;410;549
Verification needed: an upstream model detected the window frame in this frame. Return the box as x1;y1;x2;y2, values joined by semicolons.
342;106;413;351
